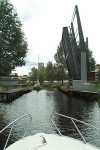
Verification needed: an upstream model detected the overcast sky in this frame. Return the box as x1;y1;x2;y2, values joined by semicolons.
10;0;100;75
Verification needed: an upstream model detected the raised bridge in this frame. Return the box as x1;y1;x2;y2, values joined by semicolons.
60;5;89;81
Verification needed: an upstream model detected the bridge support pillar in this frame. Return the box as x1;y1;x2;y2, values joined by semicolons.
81;52;87;81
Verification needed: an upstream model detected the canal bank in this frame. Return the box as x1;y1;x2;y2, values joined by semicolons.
32;82;100;101
0;87;33;103
58;87;100;101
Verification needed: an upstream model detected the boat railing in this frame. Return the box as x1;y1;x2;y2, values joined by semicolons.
0;114;32;150
50;112;100;144
0;112;100;149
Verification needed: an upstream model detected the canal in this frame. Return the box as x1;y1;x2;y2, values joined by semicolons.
0;89;100;149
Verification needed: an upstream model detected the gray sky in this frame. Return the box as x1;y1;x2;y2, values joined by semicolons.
10;0;100;75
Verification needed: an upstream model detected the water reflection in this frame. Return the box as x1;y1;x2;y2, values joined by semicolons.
0;90;100;149
53;92;100;147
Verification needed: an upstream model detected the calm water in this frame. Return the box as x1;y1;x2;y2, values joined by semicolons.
0;89;100;149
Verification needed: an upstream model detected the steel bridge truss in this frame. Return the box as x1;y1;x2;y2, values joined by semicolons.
60;5;89;80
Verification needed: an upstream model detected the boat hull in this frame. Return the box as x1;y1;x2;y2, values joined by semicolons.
6;133;99;150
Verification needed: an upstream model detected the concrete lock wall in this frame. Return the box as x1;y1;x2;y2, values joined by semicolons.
72;80;95;91
81;52;87;81
0;77;19;86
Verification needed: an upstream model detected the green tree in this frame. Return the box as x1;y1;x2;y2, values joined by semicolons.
88;50;96;72
38;66;45;84
0;0;27;76
29;66;45;84
29;67;38;83
97;69;100;82
54;64;66;85
54;45;66;67
45;61;55;82
54;45;68;84
38;70;45;84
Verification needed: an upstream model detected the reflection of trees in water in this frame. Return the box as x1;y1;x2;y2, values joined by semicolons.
53;91;100;147
82;101;100;147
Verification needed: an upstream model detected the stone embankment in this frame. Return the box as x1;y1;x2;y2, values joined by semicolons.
0;87;33;102
58;87;100;100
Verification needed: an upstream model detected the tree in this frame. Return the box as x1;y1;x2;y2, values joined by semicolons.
38;69;45;84
0;0;27;76
29;66;45;84
45;61;55;82
88;50;96;72
97;69;100;82
54;45;68;84
87;50;96;80
38;65;46;84
29;67;38;83
54;45;66;67
54;64;66;85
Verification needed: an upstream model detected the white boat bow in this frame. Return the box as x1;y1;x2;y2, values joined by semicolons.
6;133;99;150
0;113;99;150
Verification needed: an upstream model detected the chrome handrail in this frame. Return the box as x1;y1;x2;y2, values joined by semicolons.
0;114;32;150
3;124;14;150
55;113;99;130
70;118;86;144
51;118;62;136
51;112;100;144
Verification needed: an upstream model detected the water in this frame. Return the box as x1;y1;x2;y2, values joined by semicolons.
0;89;100;149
